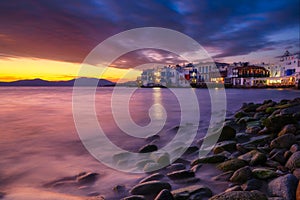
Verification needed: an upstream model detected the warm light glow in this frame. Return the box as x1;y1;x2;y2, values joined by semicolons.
0;57;141;83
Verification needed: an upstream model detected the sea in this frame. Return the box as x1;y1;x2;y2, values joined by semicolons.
0;87;299;199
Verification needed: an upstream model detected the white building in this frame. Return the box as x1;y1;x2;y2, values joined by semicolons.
277;50;300;76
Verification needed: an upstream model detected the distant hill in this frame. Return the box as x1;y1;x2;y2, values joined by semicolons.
0;78;115;87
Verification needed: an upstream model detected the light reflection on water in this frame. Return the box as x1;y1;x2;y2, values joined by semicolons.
0;87;299;199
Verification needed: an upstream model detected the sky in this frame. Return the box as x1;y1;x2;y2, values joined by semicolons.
0;0;299;82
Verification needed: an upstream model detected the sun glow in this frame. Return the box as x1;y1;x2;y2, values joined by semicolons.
0;57;141;83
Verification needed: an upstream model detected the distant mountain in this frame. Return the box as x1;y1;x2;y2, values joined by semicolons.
0;78;115;87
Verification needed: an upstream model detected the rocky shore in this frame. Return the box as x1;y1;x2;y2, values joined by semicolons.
5;98;299;200
117;98;300;200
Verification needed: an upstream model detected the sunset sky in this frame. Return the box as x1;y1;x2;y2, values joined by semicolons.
0;0;299;82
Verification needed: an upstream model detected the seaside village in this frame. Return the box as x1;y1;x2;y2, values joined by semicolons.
136;51;300;89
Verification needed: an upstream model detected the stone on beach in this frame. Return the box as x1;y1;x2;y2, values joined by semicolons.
209;190;267;200
191;155;227;166
217;159;248;172
154;189;174;200
270;134;296;149
285;151;300;170
139;144;158;153
172;185;212;199
229;166;252;183
130;181;171;196
268;174;298;200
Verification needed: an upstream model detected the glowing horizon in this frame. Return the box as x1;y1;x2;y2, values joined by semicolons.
0;57;141;83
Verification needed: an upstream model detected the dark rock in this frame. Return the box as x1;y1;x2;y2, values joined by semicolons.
209;190;267;200
217;159;248;172
252;168;277;180
256;102;276;112
130;181;171;196
263;115;296;133
285;151;300;170
154;189;174;200
292;168;300;179
245;126;261;135
238;150;267;166
213;140;237;154
270;134;296;149
278;124;297;136
243;135;272;145
284;151;292;160
280;104;300;115
243;103;261;112
244;178;263;191
183;146;199;155
235;133;251;143
76;172;99;185
268;174;298;200
235;111;249;119
166;163;186;173
167;170;195;180
122;195;145;200
290;144;300;153
139;173;164;183
270;150;286;165
219;125;236;141
139;144;158;153
143;162;162;172
212;171;234;181
229;166;252;183
191;155;227;166
172;185;212;199
172;177;200;184
236;143;256;154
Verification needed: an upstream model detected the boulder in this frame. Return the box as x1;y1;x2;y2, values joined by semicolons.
290;144;300;153
76;172;99;185
292;168;300;179
154;189;174;200
268;174;298;200
139;173;164;183
166;163;186;173
212;171;234;181
263;115;296;133
130;181;171;196
238;150;267;166
209;190;267;200
139;144;158;153
167;170;195;180
191;155;227;166
244;178;263;191
217;159;248;172
285;151;300;170
229;166;252;183
278;124;297;136
219;125;236;141
245;126;261;135
122;195;145;200
213;140;237;154
172;185;212;199
270;134;296;149
252;168;277;180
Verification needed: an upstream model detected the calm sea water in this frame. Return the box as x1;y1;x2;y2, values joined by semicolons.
0;87;299;199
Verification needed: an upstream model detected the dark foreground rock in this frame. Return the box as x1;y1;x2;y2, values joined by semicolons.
209;190;267;200
268;174;298;200
130;181;171;196
154;189;174;200
172;185;212;199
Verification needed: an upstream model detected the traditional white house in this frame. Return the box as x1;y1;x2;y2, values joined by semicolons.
277;50;300;76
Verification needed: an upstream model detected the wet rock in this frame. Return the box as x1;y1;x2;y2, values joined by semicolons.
113;152;131;163
235;132;251;143
217;159;248;172
213;140;237;154
284;150;292;160
219;125;236;141
270;134;296;149
183;146;199;155
245;126;261;135
154;189;174;200
236;143;256;154
238;150;267;166
235;110;249;119
230;166;252;183
252;168;277;180
244;178;263;191
292;168;300;179
280;104;300;115
270;149;286;165
172;177;200;184
191;155;227;166
278;124;297;137
143;162;162;172
167;170;195;180
290;144;300;153
135;159;155;169
268;174;298;200
139;173;164;183
225;185;243;192
139;144;158;153
172;185;212;199
212;171;234;181
130;181;171;196
263;115;296;133
166;163;186;173
242;103;261;112
209;190;267;200
285;151;300;170
122;195;145;200
76;172;99;185
256;101;276;112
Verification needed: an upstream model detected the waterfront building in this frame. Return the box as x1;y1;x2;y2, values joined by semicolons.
277;50;300;76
